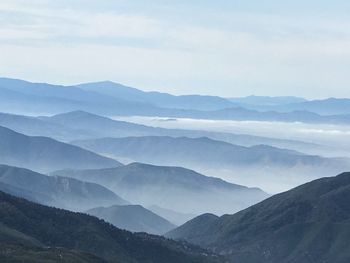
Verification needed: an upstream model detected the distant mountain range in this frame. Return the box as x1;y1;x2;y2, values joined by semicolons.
148;205;196;226
72;135;349;172
0;126;121;172
0;190;223;263
2;77;350;122
229;95;307;106
0;110;324;156
86;204;176;235
166;172;350;263
52;163;268;216
0;165;128;211
77;81;235;111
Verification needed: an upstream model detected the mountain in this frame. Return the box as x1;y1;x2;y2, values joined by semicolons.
0;126;121;172
77;81;235;111
0;77;161;116
275;98;350;115
0;165;128;211
166;172;350;263
148;205;196;226
42;110;161;139
3;77;350;125
46;111;320;152
0;112;96;141
86;205;176;235
0;110;321;157
52;163;268;215
0;190;223;263
229;95;307;106
72;135;350;173
239;98;350;115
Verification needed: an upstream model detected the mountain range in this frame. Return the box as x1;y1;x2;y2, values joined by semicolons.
2;77;350;123
166;172;350;263
72;135;349;171
86;205;176;235
0;125;121;172
0;190;223;263
0;110;324;155
0;165;128;211
52;163;268;216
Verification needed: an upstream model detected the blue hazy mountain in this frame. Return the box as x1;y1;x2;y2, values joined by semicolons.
0;111;321;155
0;77;161;116
229;95;307;106
2;77;350;124
0;165;128;211
148;205;196;226
77;81;236;111
0;126;121;172
239;98;350;115
86;204;176;235
166;172;350;263
52;163;268;216
72;136;350;172
273;98;350;115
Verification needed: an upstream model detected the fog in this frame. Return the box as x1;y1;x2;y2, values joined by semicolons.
113;116;350;157
111;116;350;193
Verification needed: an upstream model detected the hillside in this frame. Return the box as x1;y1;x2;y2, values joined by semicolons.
0;190;222;263
86;205;175;235
166;172;350;263
0;126;121;172
0;165;128;211
52;163;268;216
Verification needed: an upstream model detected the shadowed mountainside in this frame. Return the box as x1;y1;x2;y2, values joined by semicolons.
166;172;350;263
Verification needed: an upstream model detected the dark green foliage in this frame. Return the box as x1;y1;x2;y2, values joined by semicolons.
0;244;107;263
0;191;223;263
86;205;176;235
167;172;350;263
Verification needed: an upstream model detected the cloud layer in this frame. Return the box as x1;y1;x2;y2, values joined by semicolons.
1;0;350;98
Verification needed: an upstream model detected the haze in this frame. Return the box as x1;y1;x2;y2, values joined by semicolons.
1;0;350;98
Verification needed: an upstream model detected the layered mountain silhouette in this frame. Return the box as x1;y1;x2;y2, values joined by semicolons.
166;172;350;263
0;126;121;172
72;136;348;171
0;110;321;154
0;190;223;263
86;205;175;235
2;77;350;124
77;81;235;111
0;165;128;211
148;205;196;226
52;163;268;216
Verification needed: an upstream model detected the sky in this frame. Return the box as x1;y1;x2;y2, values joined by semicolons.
1;0;350;98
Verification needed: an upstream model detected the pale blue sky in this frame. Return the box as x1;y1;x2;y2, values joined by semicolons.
1;0;350;98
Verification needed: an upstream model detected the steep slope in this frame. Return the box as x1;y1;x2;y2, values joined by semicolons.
52;163;268;215
0;126;121;172
86;205;176;235
0;165;128;211
166;172;350;263
0;191;222;263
